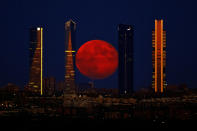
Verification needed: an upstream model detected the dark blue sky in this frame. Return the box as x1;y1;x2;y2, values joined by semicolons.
0;0;197;90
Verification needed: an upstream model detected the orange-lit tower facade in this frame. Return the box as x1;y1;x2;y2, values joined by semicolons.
152;20;166;93
28;27;43;95
64;20;76;94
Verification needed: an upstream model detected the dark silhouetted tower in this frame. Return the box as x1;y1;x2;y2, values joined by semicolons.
28;27;43;95
152;19;167;93
118;24;134;96
64;20;76;94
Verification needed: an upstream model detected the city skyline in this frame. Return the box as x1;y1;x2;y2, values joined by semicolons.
0;19;195;91
25;20;166;95
0;1;196;128
0;0;197;91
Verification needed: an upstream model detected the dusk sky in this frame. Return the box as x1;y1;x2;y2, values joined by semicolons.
0;0;197;90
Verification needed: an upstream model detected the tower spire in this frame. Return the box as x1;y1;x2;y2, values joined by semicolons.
64;20;76;95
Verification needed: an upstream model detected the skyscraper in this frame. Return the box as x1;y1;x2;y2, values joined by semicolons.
152;19;166;93
64;20;76;94
28;27;43;95
118;24;134;96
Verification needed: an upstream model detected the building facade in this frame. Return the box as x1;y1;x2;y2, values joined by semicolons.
43;77;56;96
152;19;166;93
118;24;134;96
27;27;43;95
64;20;76;94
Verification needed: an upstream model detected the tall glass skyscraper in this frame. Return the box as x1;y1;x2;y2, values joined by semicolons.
28;27;43;95
152;19;166;93
64;20;76;94
118;24;134;96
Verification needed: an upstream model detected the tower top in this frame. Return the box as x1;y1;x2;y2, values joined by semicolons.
65;19;76;30
118;24;133;32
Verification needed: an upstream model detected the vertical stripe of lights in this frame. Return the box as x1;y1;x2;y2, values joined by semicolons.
40;27;43;95
161;20;164;93
155;20;157;93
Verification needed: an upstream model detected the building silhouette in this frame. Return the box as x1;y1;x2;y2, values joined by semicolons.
27;27;43;95
152;19;166;93
43;77;56;96
64;20;76;94
118;24;134;96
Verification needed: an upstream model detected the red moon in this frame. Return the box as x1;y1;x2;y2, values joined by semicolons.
76;40;118;79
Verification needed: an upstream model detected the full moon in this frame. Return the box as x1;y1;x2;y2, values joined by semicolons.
76;40;118;79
